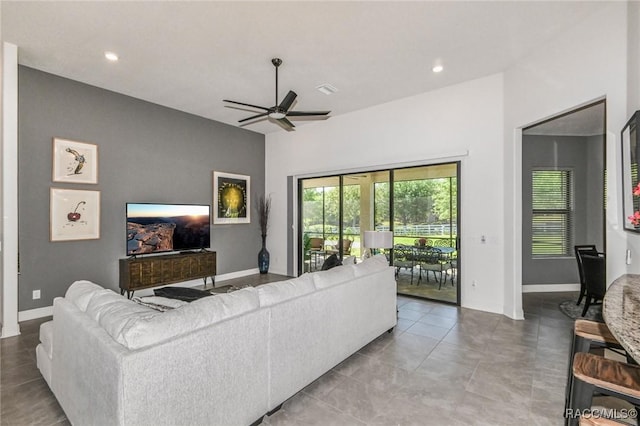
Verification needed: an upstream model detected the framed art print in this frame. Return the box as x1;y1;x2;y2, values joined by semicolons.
213;171;250;224
52;138;98;184
50;188;100;241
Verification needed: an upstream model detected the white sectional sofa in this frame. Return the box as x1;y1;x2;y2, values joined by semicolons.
36;254;397;426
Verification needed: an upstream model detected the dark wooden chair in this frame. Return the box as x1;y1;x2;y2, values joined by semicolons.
574;245;599;306
580;253;606;317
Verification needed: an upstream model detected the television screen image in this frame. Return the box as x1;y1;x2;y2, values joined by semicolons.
126;203;211;255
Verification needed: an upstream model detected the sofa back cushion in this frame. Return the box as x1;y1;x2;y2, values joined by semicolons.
85;289;160;342
312;264;357;289
353;254;389;277
257;274;315;307
65;280;105;311
342;255;356;266
120;287;260;349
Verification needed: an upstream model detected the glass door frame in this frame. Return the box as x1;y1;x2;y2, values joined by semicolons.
296;161;461;306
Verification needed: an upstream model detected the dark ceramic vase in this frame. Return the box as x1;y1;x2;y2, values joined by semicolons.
258;235;270;274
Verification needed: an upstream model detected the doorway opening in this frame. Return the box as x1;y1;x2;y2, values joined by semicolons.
521;100;606;292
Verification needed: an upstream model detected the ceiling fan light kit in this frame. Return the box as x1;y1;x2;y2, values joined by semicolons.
223;58;331;131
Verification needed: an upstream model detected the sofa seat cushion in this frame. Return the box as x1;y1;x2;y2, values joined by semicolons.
257;274;315;307
39;320;54;359
353;254;389;277
121;287;260;350
65;280;105;311
312;264;357;289
36;344;52;388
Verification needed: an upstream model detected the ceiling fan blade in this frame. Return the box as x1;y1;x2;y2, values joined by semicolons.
276;117;295;130
223;99;270;111
238;112;269;123
278;91;297;112
225;59;330;130
286;110;331;117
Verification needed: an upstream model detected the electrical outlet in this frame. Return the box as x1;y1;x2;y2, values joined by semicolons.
627;250;632;265
32;290;41;300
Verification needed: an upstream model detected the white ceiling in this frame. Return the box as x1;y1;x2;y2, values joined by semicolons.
1;1;610;134
524;101;606;137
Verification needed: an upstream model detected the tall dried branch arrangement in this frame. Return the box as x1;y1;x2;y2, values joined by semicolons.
258;194;272;238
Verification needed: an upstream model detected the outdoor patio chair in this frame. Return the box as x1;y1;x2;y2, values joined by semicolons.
308;237;326;270
327;239;352;257
393;244;416;284
417;246;452;289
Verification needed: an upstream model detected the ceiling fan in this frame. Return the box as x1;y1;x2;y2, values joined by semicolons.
223;58;331;131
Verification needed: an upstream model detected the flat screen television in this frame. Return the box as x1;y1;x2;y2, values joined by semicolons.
126;203;211;255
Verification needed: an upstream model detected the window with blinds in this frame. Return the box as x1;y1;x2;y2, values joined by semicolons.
531;169;573;257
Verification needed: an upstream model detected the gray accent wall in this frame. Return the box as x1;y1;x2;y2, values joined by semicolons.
522;134;605;285
18;66;265;310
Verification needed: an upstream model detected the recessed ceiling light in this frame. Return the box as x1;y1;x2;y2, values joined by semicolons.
316;83;338;95
104;51;119;62
432;65;444;73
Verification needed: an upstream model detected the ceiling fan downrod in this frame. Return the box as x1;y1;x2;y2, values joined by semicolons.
272;58;282;108
222;56;330;131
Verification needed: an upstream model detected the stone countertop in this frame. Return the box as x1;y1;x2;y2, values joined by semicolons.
603;274;640;363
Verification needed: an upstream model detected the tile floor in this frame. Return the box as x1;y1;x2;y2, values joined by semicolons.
1;292;575;425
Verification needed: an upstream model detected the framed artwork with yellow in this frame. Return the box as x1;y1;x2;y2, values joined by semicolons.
213;171;250;224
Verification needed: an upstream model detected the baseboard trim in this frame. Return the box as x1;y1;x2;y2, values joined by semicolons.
522;283;580;293
17;268;261;321
18;306;53;322
1;322;21;338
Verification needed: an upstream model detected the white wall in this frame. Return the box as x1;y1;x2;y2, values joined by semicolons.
266;74;506;315
628;1;640;114
627;1;640;263
1;42;20;337
503;2;628;318
267;1;632;319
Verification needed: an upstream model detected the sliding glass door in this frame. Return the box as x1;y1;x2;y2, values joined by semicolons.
392;164;458;303
298;162;459;305
300;176;339;272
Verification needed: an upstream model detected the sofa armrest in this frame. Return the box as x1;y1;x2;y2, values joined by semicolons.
52;297;129;426
51;295;271;426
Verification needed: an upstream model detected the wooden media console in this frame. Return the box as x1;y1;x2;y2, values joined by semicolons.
119;250;216;298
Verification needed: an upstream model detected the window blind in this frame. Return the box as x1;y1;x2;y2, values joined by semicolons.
531;170;573;257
